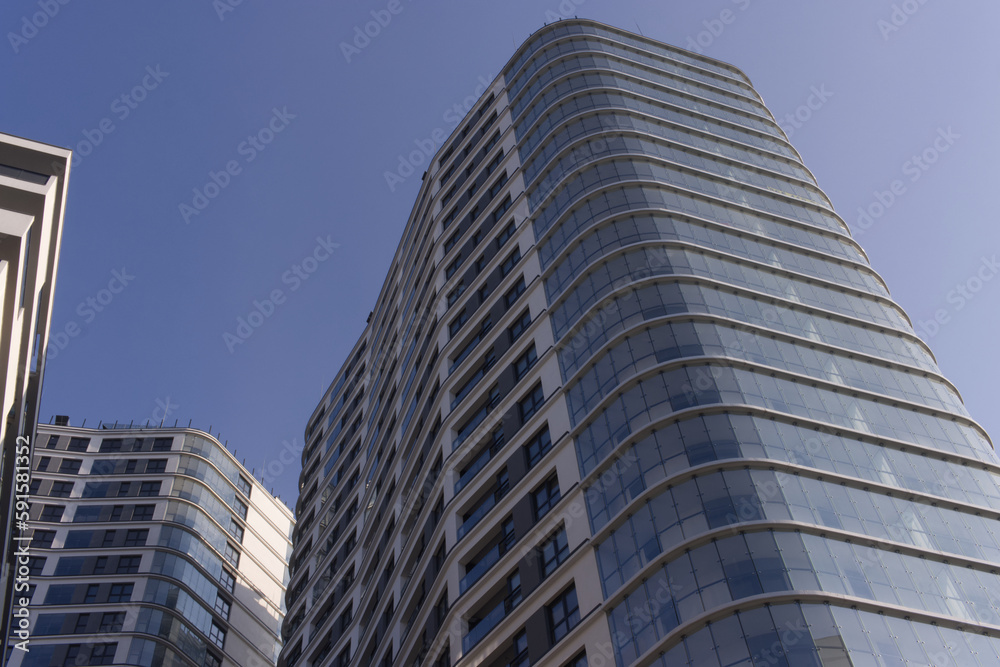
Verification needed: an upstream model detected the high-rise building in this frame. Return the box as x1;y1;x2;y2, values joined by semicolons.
282;18;1000;667
0;133;71;656
10;422;294;667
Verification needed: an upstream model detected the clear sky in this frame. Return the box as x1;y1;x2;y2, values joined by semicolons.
2;0;998;506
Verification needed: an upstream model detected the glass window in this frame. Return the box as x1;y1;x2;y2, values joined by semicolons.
124;530;147;547
492;194;512;223
489;174;507;199
138;481;160;497
116;556;141;574
508;310;531;342
525;427;552;468
99;612;124;633
209;622;226;648
446;256;461;280
229;520;244;542
214;595;231;620
504;277;526;308
53;557;84;576
232;498;248;519
224;543;240;567
519;384;545;422
542;529;569;577
43;585;75;605
448;282;466;307
99;439;123;453
107;583;133;603
34;614;65;637
533;476;560;520
50;481;73;498
514;345;537;381
450;309;468;338
500;248;521;278
548;586;580;643
81;483;109;499
495;221;516;249
88;642;118;665
511;630;529;667
32;530;55;549
27;557;45;576
39;505;64;522
132;505;154;521
442;206;459;230
67;437;90;452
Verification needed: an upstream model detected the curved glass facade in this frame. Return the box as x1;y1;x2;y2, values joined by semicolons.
281;18;1000;667
17;426;293;667
517;20;999;667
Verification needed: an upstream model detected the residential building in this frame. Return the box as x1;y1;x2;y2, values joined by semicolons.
9;422;294;667
282;18;1000;667
0;133;71;655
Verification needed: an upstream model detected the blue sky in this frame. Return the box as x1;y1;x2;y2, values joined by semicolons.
2;0;998;505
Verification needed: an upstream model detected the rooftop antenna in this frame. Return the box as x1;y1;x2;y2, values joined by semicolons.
635;21;644;36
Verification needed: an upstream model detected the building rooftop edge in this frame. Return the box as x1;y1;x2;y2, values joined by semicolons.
301;17;756;434
37;421;297;521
